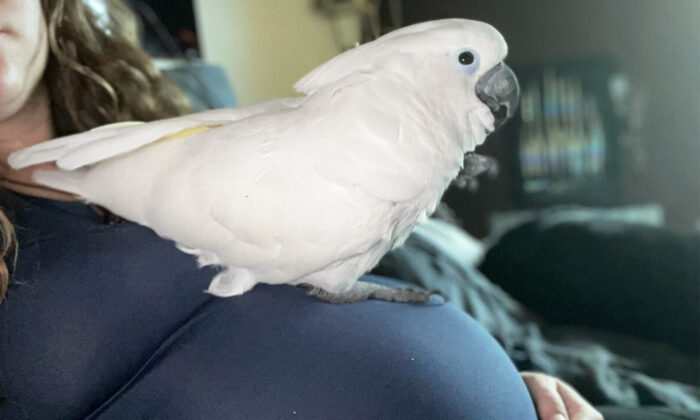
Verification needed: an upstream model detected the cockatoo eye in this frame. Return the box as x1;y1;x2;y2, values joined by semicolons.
454;49;480;74
458;51;475;65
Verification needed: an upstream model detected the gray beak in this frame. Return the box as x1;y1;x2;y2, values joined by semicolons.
475;62;520;129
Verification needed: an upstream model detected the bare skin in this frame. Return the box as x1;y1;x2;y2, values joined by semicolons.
0;84;76;201
522;372;604;420
0;0;75;201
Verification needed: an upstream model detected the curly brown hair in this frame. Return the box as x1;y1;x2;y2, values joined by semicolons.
0;0;192;303
42;0;192;135
0;211;16;302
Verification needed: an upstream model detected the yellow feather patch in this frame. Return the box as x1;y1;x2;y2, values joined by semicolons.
159;125;218;142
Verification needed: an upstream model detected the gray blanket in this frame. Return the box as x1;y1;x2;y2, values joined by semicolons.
372;218;700;410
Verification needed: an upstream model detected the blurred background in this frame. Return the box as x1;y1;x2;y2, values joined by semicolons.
106;0;699;415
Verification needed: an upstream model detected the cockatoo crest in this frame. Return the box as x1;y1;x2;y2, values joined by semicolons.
294;19;507;96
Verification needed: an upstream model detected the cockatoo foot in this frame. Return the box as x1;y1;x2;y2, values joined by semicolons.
304;280;443;304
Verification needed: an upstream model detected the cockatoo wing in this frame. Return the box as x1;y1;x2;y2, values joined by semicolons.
8;98;303;171
296;73;454;204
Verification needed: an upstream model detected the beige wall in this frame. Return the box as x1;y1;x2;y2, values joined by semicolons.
194;0;348;106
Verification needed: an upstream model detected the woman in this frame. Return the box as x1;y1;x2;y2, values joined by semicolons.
0;1;601;419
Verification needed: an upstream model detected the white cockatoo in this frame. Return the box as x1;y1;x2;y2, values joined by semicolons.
9;19;519;303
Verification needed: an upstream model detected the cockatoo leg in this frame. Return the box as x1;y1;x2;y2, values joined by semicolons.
304;281;441;304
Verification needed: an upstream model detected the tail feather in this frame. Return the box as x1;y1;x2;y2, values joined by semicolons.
33;169;87;197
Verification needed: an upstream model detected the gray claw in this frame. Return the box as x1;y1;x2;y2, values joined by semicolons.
304;281;443;305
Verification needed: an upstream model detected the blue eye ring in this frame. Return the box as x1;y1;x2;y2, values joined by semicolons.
454;49;480;74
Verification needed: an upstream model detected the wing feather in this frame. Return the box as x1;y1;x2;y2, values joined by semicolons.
8;98;304;171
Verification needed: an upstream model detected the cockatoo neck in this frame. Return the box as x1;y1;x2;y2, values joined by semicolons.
378;70;485;156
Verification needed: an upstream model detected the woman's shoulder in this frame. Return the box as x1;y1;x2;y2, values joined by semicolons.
84;276;535;420
2;271;536;419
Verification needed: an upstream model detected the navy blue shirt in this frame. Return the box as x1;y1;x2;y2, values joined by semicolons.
0;191;537;419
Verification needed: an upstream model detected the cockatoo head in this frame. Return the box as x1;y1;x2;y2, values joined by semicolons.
295;19;520;150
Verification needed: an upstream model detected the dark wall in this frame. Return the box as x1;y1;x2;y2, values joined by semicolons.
127;0;199;56
401;0;700;236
